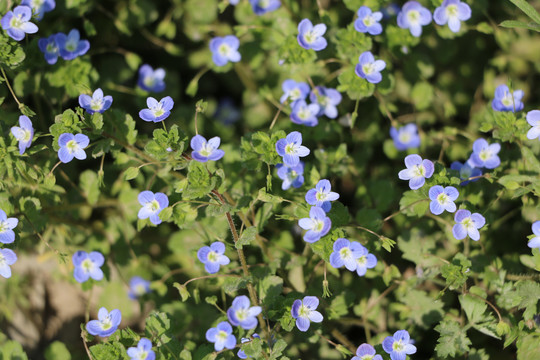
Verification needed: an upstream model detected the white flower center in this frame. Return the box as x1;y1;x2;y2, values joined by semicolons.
135;284;146;296
0;221;8;233
90;99;103;111
446;4;458;17
217;330;229;342
235;308;248;321
285;143;297;155
198;143;214;157
143;76;156;88
46;42;58;53
362;62;375;75
66;40;77;52
101;316;112;330
10;14;24;29
339;247;352;260
312;219;324;232
363;15;375;27
32;0;45;7
136;351;148;360
145;199;160;213
398;131;411;144
208;251;219;263
304;31;317;44
437;193;449;205
357;255;367;266
501;93;514;107
298;304;311;317
82;258;94;273
479;149;491;161
462;217;474;230
298;107;311;120
290;89;301;100
412;164;426;177
0;253;6;267
218;44;230;56
393;340;405;352
66;139;79;153
360;355;374;360
407;10;420;25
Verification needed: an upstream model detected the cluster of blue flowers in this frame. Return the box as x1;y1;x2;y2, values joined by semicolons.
38;29;90;64
351;329;417;360
0;209;18;279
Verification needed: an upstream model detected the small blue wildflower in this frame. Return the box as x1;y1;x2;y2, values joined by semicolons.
0;209;18;244
528;221;540;249
86;307;121;337
352;343;383;360
468;138;501;169
137;191;169;225
491;84;524;112
354;245;377;276
139;96;174;122
38;34;60;64
56;29;90;60
58;133;89;163
238;334;260;359
355;51;386;84
72;250;104;283
0;249;17;279
429;185;459;215
450;161;482;186
452;209;486;241
11;115;34;155
355;6;383;35
298;206;331;243
227;295;262;330
290;100;320;127
128;276;151;299
390;123;420;151
197;242;230;274
398;154;434;190
527;110;540;141
382;3;401;19
79;88;113;115
127;338;155;360
397;1;432;37
275;131;310;167
138;65;166;92
276;162;304;190
291;296;323;332
206;321;236;351
21;0;56;20
329;238;363;271
0;6;38;41
210;35;241;66
190;135;225;162
297;19;327;51
434;0;471;33
250;0;281;15
305;179;339;212
215;98;241;125
382;330;417;360
309;86;342;119
229;0;239;4
280;79;310;106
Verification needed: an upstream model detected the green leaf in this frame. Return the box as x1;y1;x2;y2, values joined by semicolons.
399;190;429;217
516;280;540;320
145;312;183;355
459;294;488;324
89;342;129;360
124;167;140;180
500;20;540;32
79;170;100;205
441;253;471;290
45;341;71;360
236;226;258;249
435;319;472;357
174;282;191;301
508;0;540;24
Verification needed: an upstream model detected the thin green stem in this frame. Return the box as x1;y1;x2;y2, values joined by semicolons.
0;66;22;108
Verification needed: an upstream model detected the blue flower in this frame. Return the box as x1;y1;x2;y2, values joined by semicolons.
309;86;342;119
305;179;339;212
86;307;121;337
0;209;18;244
527;110;540;141
229;0;240;4
57;133;89;163
397;1;432;37
276;162;304;190
280;79;310;106
452;209;485;241
215;98;241;125
137;191;169;225
528;221;540;249
382;3;401;19
127;338;155;360
354;244;377;276
56;29;90;60
38;34;60;64
138;64;166;92
197;242;230;274
210;36;241;66
468;138;501;169
329;238;363;271
238;334;260;359
0;6;38;41
79;88;113;115
355;6;383;35
390;124;420;151
190;135;225;162
297;19;327;51
491;84;524;112
450;161;482;186
72;250;105;283
250;0;281;15
10;115;34;155
21;0;56;20
227;295;262;330
206;321;236;351
128;276;151;299
398;154;434;190
139;96;174;122
291;296;323;332
290;100;320;127
429;185;459;215
352;343;383;360
355;51;386;84
434;0;471;33
298;206;331;243
382;330;417;360
275;131;310;167
0;248;17;279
